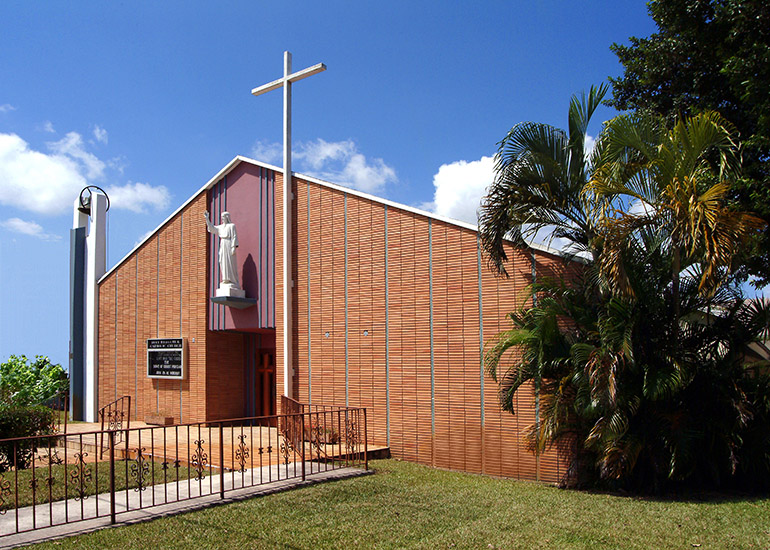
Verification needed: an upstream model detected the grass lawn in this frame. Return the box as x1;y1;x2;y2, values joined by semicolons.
27;459;770;549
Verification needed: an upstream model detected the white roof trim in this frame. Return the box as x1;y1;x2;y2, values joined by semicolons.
100;155;574;282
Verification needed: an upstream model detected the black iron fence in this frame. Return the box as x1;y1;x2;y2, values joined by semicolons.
0;406;367;538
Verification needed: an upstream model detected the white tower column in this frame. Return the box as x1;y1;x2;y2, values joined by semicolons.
84;193;107;421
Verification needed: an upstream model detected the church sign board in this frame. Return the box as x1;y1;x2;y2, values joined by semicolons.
147;338;186;379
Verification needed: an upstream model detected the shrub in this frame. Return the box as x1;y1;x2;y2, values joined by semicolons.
0;405;58;471
0;355;68;408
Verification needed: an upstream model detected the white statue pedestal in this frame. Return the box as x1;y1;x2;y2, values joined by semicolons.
215;284;245;299
211;284;256;310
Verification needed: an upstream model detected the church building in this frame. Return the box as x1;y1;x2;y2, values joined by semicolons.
88;155;574;483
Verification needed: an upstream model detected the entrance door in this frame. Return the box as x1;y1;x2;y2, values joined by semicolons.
244;333;276;421
255;350;276;418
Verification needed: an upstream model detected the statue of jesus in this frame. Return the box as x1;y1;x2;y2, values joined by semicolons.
204;210;241;290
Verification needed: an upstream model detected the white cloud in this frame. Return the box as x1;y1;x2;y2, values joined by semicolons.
93;125;108;144
0;217;60;241
584;134;596;159
423;155;591;258
42;121;55;133
628;197;654;216
424;156;495;224
106;182;171;213
250;140;282;165
47;132;105;180
250;138;397;194
0;133;88;215
297;139;354;170
0;131;170;216
0;104;15;113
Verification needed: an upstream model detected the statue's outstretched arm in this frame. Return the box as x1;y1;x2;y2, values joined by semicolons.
204;211;216;233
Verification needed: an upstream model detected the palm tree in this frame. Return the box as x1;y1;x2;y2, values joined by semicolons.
482;94;770;491
588;111;765;301
478;84;608;276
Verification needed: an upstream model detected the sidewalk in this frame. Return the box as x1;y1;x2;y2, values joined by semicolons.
0;461;371;548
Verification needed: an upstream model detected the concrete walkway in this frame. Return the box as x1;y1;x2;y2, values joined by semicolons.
0;462;371;548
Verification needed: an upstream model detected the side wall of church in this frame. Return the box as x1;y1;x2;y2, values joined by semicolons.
286;176;574;483
98;193;210;423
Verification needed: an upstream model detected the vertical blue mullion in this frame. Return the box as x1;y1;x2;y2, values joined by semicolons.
211;181;218;330
208;185;212;330
215;179;222;330
258;167;263;327
344;194;349;408
134;259;138;421
221;176;227;330
180;213;183;422
384;204;389;447
477;235;484;427
305;181;313;405
261;167;266;326
114;272;118;401
213;180;219;330
210;182;215;330
262;168;267;327
268;171;275;327
429;220;434;435
155;229;160;413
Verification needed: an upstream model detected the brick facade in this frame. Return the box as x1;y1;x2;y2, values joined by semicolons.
288;175;573;482
98;157;574;483
98;194;209;423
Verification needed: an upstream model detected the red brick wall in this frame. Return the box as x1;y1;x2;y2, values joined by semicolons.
205;330;245;420
98;193;210;423
290;176;573;484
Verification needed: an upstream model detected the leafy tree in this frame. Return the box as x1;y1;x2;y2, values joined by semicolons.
0;355;68;408
608;0;770;286
481;91;770;492
589;111;764;310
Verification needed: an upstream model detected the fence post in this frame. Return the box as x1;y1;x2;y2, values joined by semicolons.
363;408;368;470
301;411;306;481
108;430;116;524
219;423;225;500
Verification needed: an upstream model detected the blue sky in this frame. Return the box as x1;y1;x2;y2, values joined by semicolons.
0;1;658;368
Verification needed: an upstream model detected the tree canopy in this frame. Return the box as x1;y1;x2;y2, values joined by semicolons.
480;91;770;493
608;0;770;285
0;355;68;408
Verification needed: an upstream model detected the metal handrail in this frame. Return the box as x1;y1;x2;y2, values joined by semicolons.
98;396;131;459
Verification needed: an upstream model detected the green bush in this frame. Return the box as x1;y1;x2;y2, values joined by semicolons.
0;354;68;407
0;405;58;471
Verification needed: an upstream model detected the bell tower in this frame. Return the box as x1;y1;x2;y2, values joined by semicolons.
69;186;108;421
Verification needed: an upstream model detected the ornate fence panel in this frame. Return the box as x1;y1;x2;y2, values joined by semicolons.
99;396;131;459
0;405;368;539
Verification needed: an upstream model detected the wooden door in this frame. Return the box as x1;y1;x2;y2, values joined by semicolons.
255;350;276;418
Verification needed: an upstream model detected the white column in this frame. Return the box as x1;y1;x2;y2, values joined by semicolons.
84;193;107;422
251;52;325;401
282;51;294;398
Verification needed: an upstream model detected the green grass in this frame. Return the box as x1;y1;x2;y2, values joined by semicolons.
1;458;193;510
26;459;770;549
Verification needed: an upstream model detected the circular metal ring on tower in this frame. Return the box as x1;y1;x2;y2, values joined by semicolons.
78;185;111;215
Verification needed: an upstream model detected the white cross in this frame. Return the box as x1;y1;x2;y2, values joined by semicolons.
251;51;326;399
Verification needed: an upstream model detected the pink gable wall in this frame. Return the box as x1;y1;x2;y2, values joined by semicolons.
208;162;275;331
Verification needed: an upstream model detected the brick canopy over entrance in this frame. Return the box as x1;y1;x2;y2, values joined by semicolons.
98;156;575;483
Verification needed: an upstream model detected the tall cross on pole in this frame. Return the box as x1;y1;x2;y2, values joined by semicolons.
251;51;326;399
